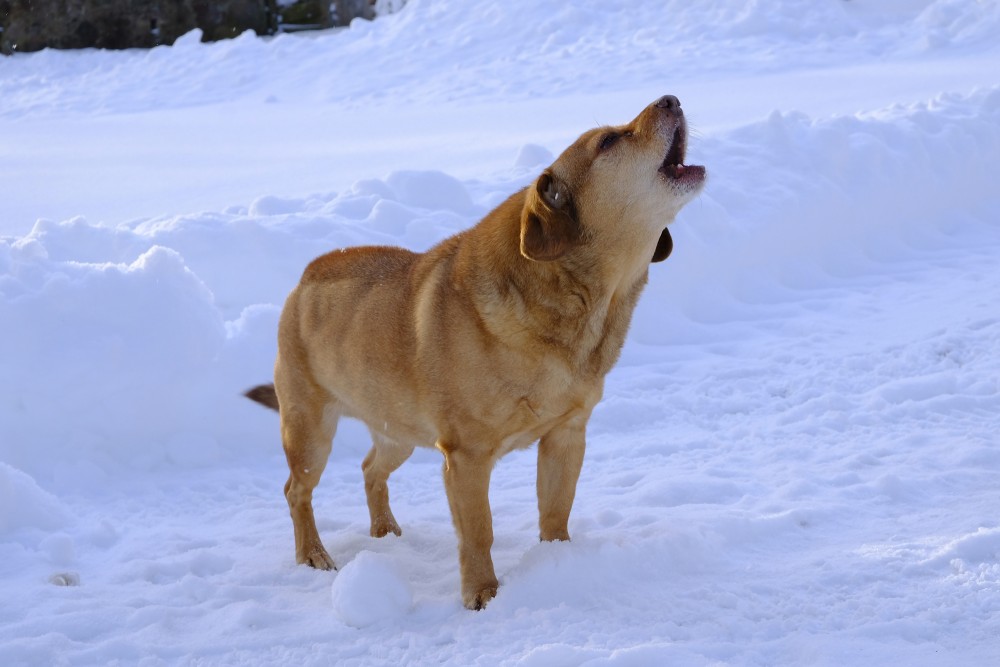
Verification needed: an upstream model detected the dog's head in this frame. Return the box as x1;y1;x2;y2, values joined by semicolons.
520;95;705;266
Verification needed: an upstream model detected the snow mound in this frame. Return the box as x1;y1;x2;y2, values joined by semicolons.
0;463;71;534
384;170;477;215
0;245;234;481
495;540;633;611
513;143;554;169
928;527;1000;566
0;176;477;482
330;551;414;628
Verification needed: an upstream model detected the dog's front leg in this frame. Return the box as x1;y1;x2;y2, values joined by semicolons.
439;442;499;610
536;417;587;542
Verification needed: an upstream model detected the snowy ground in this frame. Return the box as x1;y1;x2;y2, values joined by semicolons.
2;1;1000;665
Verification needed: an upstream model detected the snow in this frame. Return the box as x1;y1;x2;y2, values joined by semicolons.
330;551;414;628
1;0;999;664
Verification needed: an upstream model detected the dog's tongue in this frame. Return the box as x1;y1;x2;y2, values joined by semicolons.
652;227;673;263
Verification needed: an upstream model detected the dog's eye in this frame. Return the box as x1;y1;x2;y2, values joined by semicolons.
598;132;620;151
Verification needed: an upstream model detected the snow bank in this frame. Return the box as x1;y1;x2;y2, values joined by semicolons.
0;243;234;483
2;88;998;486
2;0;998;119
634;85;1000;346
0;169;484;483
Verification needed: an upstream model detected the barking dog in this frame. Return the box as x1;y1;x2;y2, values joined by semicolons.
246;95;706;609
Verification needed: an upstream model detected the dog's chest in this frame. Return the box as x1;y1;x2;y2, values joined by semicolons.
500;367;600;451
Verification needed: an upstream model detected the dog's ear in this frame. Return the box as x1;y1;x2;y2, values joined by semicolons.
520;170;580;262
651;227;673;263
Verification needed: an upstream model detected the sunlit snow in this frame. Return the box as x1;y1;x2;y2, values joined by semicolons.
2;1;999;665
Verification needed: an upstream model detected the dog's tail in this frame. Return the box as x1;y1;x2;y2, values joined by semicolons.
244;384;279;412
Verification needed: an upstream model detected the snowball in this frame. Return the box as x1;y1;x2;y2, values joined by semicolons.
330;551;413;628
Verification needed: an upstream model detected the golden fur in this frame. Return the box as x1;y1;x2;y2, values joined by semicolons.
246;95;706;609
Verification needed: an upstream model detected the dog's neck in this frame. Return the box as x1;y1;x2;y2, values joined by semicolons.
455;190;651;376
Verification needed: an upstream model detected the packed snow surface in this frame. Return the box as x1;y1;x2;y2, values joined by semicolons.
2;0;1000;665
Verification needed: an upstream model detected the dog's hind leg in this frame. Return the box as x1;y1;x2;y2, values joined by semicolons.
362;435;414;538
277;366;339;570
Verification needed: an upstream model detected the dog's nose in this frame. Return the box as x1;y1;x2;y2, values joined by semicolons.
655;95;681;111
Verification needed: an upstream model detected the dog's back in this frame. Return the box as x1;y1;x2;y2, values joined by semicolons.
300;245;417;286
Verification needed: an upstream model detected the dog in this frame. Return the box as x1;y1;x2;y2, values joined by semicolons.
245;95;706;610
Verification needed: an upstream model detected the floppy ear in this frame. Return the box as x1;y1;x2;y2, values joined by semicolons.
651;227;673;263
520;170;580;262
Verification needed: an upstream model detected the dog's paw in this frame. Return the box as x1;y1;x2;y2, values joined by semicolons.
463;583;499;611
370;515;402;538
539;528;570;542
299;547;336;571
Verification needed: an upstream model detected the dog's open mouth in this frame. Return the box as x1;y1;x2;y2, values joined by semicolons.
658;127;705;183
